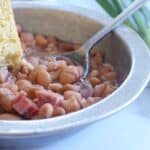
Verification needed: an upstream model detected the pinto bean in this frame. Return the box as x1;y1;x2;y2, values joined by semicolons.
0;113;22;120
100;64;114;75
87;97;96;105
103;83;116;97
80;98;88;108
44;43;58;53
47;35;57;44
21;59;34;74
21;66;30;74
17;72;28;80
0;83;18;93
90;59;98;69
63;84;80;92
103;72;117;81
38;103;54;118
47;60;67;72
80;97;94;108
62;98;80;113
28;69;37;83
64;90;82;102
28;84;44;98
36;69;52;87
28;65;49;86
35;35;48;48
53;107;66;116
80;97;100;108
95;52;103;65
48;83;63;93
50;70;61;81
59;66;80;84
16;79;32;92
0;88;15;112
90;77;101;87
90;70;99;77
94;83;106;97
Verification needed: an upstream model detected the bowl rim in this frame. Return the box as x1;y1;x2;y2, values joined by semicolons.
0;1;149;137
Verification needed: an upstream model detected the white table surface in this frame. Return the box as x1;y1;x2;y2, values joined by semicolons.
18;1;150;150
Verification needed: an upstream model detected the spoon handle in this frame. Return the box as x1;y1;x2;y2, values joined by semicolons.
82;0;147;78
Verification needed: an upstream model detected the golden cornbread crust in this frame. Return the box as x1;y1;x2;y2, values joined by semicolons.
0;0;23;66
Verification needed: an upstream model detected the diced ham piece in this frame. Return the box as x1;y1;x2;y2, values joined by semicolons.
36;90;64;107
12;91;38;119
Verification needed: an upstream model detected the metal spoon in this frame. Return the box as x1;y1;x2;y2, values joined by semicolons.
55;0;147;98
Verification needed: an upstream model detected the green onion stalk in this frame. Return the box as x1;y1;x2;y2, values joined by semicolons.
97;0;150;49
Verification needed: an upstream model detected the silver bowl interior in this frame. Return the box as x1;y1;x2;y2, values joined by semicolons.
14;8;131;85
0;1;149;141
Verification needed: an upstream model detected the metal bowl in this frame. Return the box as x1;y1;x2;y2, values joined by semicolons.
0;1;150;148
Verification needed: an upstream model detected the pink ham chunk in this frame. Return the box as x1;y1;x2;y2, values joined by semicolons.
12;91;38;119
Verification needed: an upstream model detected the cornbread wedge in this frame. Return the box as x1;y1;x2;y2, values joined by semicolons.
0;0;23;66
